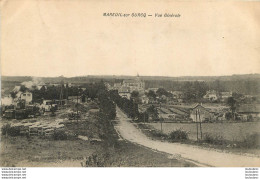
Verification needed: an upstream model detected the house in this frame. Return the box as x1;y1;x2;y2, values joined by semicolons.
203;90;219;101
171;91;184;99
1;96;13;106
104;82;112;90
113;82;122;89
117;86;131;100
146;88;159;93
190;104;213;122
20;91;33;104
220;92;232;101
37;82;47;90
148;98;158;104
237;104;260;120
221;92;232;99
122;75;145;93
13;85;21;92
41;100;54;112
140;95;149;104
118;91;131;100
68;96;83;103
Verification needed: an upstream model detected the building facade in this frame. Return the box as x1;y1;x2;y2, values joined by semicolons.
190;104;212;122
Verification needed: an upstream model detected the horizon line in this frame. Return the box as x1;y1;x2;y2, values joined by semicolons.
1;73;260;79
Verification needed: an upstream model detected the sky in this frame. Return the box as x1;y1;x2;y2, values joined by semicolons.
1;0;260;77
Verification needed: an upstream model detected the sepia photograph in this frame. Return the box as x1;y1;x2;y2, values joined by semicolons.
0;0;260;170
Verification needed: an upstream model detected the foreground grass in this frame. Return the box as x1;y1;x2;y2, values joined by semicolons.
0;136;195;167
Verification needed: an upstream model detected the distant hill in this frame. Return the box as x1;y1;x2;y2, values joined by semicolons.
2;73;260;83
1;74;260;95
63;74;260;81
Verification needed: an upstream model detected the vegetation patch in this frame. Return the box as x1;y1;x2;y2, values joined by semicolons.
169;129;189;141
52;130;68;140
202;133;227;146
238;133;260;149
1;124;20;137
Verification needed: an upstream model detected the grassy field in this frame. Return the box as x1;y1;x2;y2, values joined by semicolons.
148;122;260;142
0;136;195;167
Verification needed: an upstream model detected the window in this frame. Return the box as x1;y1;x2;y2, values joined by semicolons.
23;94;26;96
27;94;31;96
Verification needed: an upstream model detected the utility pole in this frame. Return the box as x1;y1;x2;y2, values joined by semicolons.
196;109;199;141
160;118;163;132
76;85;79;123
199;109;203;140
59;81;64;110
160;102;163;132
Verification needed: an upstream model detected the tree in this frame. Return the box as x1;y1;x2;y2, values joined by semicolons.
20;85;27;93
156;88;169;97
146;90;156;99
227;97;237;120
138;112;149;122
131;91;139;98
225;112;232;121
10;91;17;99
131;91;140;103
146;105;159;121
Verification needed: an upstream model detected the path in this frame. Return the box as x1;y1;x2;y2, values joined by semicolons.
114;107;260;167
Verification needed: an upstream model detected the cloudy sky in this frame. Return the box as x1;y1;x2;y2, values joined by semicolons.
1;0;260;77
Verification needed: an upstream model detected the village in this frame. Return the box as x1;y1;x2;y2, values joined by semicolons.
1;77;260;124
104;75;260;123
0;75;260;167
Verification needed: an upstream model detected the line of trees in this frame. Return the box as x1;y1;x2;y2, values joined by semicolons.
145;79;260;96
109;90;139;119
97;89;118;148
17;82;106;103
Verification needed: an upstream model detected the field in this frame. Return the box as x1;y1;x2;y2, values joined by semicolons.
148;122;260;142
0;136;195;167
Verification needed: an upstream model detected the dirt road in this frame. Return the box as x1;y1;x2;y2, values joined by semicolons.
114;107;260;167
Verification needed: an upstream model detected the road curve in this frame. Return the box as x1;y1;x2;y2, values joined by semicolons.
114;107;260;167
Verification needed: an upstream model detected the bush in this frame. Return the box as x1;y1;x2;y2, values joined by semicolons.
1;124;11;135
53;130;68;140
1;124;20;136
150;129;168;139
239;133;260;148
169;129;188;141
203;133;226;145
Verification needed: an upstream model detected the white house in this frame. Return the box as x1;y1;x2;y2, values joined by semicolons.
220;92;232;100
203;90;219;101
20;91;33;104
118;92;131;99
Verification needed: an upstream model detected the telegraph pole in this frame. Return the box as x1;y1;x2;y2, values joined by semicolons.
59;81;64;110
160;118;163;132
160;102;163;132
76;86;79;122
199;109;203;140
196;109;199;141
